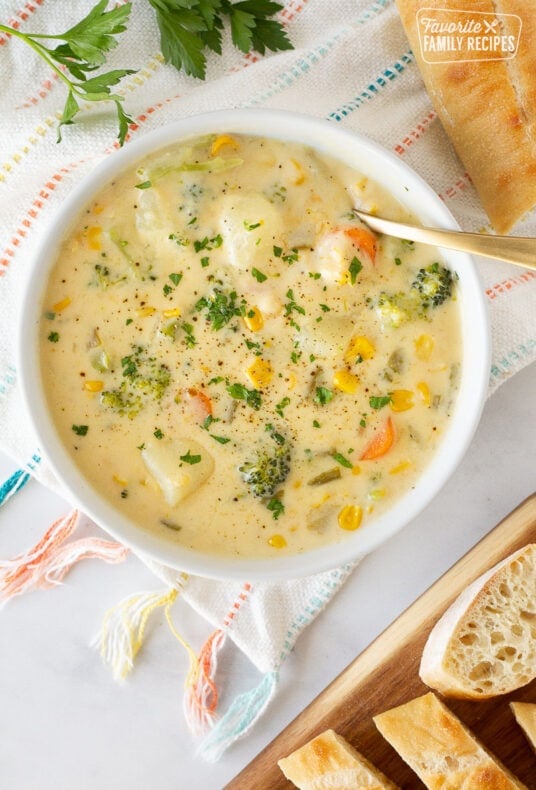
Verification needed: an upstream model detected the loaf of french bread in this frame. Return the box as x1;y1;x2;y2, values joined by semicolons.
395;0;536;233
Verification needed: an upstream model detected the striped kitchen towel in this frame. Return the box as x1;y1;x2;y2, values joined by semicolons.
0;0;534;761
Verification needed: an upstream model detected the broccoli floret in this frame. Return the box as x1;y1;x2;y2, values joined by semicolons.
239;434;291;499
411;262;454;308
101;344;170;417
375;292;420;328
376;263;455;328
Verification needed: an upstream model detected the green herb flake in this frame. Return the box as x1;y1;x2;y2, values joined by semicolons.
48;331;60;343
72;424;88;436
44;311;56;320
126;318;133;325
211;434;231;445
200;256;210;268
314;387;334;406
267;497;285;520
154;428;164;439
226;382;262;410
169;272;183;286
369;395;392;410
275;396;291;418
180;450;202;465
135;180;152;190
193;234;223;253
313;419;320;428
348;256;363;285
394;257;402;266
273;245;283;257
244;220;262;231
251;267;268;283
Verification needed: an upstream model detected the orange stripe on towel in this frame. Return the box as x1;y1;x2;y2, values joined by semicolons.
0;0;45;45
393;110;437;155
486;271;536;300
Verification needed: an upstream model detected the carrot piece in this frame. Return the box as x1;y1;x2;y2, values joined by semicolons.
341;226;377;262
185;388;213;422
360;416;395;460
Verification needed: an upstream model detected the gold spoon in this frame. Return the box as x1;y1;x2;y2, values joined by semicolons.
353;209;536;272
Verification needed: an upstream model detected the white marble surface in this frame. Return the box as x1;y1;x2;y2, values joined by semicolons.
1;362;535;790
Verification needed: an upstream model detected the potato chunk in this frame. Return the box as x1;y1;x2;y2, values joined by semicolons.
141;438;214;506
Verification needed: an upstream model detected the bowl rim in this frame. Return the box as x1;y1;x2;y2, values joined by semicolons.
18;108;491;581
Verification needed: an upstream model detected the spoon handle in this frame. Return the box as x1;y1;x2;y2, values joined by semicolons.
354;210;536;272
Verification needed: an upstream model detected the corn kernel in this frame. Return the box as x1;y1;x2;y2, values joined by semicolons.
338;505;363;531
243;306;264;332
416;381;431;407
390;460;412;475
369;488;386;501
344;335;375;363
210;134;238;156
389;389;414;412
113;474;128;486
351;465;361;475
53;296;71;313
136;305;156;317
83;379;104;392
333;369;359;394
246;357;273;388
290;158;306;185
414;333;434;360
268;534;287;549
162;307;182;319
92;203;104;215
287;372;297;390
86;226;102;251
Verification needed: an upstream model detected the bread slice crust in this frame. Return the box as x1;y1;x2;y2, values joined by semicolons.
277;728;399;789
510;701;536;753
373;692;528;789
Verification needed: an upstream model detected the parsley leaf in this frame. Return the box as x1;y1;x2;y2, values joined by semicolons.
369;395;392;409
0;1;135;145
266;496;285;520
314;387;334;406
332;451;352;468
180;449;202;464
226;382;262;410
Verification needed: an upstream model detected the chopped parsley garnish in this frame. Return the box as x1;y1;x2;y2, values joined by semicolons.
180;450;202;465
319;304;330;312
369;395;392;409
211;434;231;445
275;396;291;418
251;267;267;283
195;289;245;330
135;180;152;190
313;419;321;428
332;452;352;468
181;322;197;347
72;424;88;436
168;232;189;246
48;331;60;343
200;256;210;268
193;234;223;252
267;497;285;520
153;427;164;439
244;220;262;230
314;387;334;406
394;257;402;266
226;382;262;410
348;256;363;284
169;272;183;286
273;245;298;263
284;289;305;318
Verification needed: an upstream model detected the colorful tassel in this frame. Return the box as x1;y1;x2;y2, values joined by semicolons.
97;587;182;681
183;629;227;736
0;510;78;604
0;468;31;506
197;669;279;763
0;510;128;606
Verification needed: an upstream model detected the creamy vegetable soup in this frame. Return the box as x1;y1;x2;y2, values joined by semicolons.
40;133;461;558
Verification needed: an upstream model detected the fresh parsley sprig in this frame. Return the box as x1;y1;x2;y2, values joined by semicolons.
148;0;293;80
0;0;135;144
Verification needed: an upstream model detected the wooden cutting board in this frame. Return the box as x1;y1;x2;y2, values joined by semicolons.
226;493;536;789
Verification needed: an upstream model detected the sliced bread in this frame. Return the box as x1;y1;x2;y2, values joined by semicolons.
419;543;536;699
373;692;528;789
510;702;536;753
277;728;399;790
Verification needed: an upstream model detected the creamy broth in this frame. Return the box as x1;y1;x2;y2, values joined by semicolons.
40;134;461;558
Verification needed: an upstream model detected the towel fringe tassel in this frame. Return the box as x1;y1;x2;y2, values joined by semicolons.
184;628;226;737
0;510;128;606
0;468;30;507
197;669;279;763
97;587;181;681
